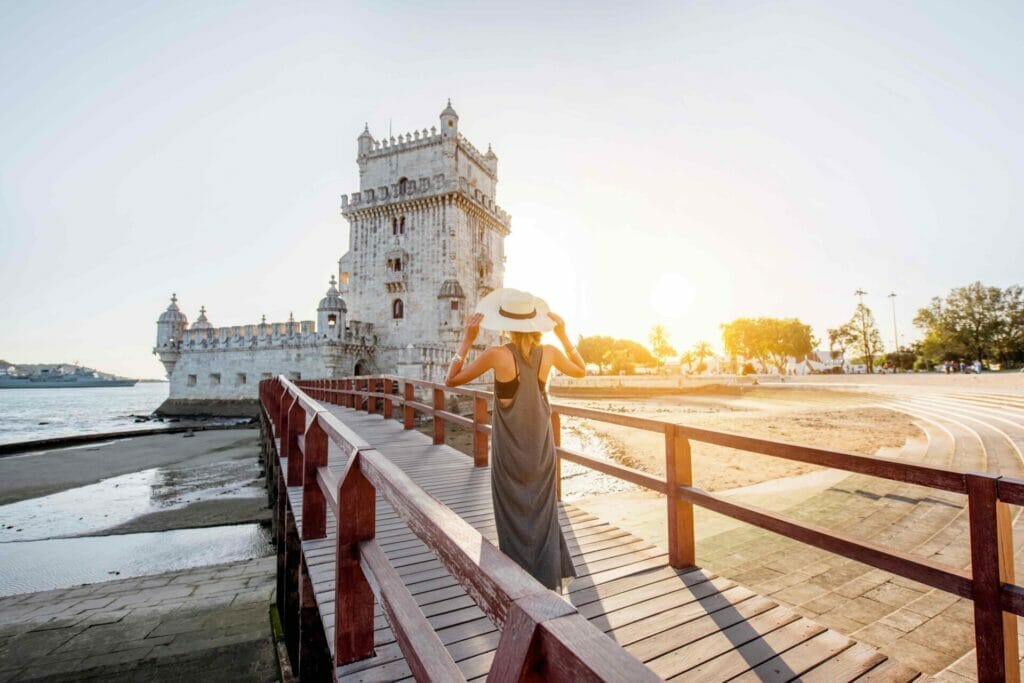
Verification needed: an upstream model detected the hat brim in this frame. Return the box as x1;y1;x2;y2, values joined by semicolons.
476;288;555;333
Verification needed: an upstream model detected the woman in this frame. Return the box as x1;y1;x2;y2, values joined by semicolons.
445;288;587;591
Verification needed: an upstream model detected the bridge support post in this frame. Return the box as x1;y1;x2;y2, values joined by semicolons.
432;388;445;445
666;426;695;568
284;508;301;667
286;398;305;485
302;416;328;540
298;556;331;680
474;396;489;467
967;473;1020;683
368;378;377;415
403;382;415;429
334;452;377;665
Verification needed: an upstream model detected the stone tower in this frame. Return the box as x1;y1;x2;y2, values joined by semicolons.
338;102;510;380
154;293;188;378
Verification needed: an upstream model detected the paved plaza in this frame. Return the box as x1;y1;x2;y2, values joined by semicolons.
0;557;276;682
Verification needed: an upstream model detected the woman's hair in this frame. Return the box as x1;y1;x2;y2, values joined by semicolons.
507;331;542;361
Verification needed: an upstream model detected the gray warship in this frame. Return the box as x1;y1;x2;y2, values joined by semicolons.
0;365;137;389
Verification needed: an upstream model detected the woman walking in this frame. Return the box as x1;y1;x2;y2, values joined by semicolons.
445;288;587;591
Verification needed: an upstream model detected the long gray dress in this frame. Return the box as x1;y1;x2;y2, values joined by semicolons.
491;343;577;590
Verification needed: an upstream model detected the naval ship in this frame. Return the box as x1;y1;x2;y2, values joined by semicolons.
0;365;137;389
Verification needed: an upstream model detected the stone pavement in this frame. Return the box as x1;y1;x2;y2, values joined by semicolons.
0;557;276;682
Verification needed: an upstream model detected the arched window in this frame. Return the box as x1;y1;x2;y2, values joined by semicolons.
391;217;398;235
398;177;408;194
399;216;406;234
392;299;404;319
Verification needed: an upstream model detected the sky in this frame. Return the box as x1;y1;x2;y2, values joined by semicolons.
1;1;1022;379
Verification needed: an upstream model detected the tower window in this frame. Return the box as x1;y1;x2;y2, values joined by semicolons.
187;374;197;387
447;120;454;127
451;300;459;310
399;177;408;194
236;373;247;386
392;217;398;235
399;216;406;234
392;299;404;319
340;271;349;284
210;373;221;386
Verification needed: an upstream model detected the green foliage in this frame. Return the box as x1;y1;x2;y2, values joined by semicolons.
577;335;658;374
835;304;885;373
720;317;814;373
647;325;677;363
913;282;1023;365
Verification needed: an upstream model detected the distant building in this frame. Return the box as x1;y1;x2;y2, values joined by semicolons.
154;102;509;413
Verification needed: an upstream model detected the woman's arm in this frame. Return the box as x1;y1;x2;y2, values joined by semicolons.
445;313;497;386
547;312;587;378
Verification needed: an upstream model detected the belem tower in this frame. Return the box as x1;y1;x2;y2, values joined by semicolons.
154;102;508;413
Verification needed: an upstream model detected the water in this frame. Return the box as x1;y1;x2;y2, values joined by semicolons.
0;383;169;445
0;524;272;597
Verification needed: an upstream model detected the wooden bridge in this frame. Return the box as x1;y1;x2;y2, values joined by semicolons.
259;375;1024;681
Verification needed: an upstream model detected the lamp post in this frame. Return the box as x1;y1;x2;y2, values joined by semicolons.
887;292;899;372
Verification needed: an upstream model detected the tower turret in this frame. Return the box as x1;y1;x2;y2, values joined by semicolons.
440;99;459;138
357;123;375;158
154;293;188;378
317;275;347;340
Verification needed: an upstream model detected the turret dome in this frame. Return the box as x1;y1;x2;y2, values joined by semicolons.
318;275;347;312
157;293;188;326
190;306;213;330
438;279;466;299
440;99;459;120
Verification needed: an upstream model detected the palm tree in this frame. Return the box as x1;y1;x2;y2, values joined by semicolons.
693;341;713;373
679;351;695;373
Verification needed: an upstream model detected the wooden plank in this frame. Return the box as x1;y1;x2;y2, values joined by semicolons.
733;630;856;682
676;616;827;681
797;642;888;682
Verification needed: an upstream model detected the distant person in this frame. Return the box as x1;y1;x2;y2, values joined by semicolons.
445;288;585;592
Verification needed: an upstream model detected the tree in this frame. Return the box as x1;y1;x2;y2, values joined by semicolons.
577;335;615;374
914;282;1006;364
679;351;695;373
840;303;884;373
648;325;677;366
720;317;814;374
826;327;849;360
692;341;713;373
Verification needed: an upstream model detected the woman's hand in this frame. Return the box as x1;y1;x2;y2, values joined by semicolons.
463;312;483;347
547;312;567;338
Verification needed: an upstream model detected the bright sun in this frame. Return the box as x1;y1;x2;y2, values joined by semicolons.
650;272;695;322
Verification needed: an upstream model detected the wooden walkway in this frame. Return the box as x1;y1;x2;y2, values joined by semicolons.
281;405;919;681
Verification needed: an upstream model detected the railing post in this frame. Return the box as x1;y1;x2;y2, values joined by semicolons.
967;473;1020;683
666;425;695;568
551;411;562;501
403;382;415;429
286;399;306;486
433;387;445;445
383;378;394;419
473;396;489;467
301;415;328;540
278;385;290;441
334;452;376;665
367;378;377;415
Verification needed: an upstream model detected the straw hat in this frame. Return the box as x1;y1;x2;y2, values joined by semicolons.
476;288;554;333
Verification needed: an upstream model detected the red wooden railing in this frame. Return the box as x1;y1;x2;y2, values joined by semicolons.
259;375;660;681
278;374;1024;682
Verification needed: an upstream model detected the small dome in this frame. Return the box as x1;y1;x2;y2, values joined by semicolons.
191;305;213;330
157;293;188;326
485;143;496;159
318;275;348;312
358;123;373;140
438;279;465;299
440;99;459;120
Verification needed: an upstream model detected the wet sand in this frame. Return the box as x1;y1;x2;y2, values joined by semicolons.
0;429;268;532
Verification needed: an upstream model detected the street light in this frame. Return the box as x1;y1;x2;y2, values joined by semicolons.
887;292;899;371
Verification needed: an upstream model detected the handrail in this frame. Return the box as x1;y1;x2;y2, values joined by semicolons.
289;373;1024;682
262;376;659;681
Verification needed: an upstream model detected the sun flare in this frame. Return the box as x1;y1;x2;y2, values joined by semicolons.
650;272;696;322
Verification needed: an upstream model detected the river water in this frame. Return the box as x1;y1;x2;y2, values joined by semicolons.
0;382;170;445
